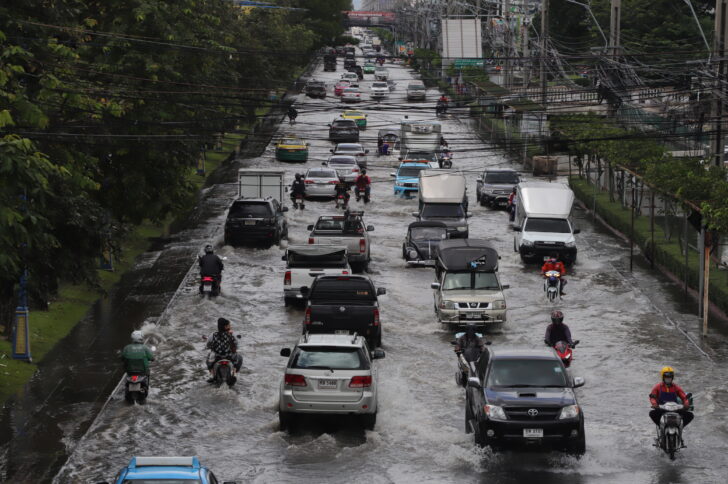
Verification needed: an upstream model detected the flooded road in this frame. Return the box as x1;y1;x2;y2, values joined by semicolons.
53;54;728;484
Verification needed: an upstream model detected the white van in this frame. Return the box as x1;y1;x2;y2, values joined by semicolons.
414;169;470;238
512;181;579;264
406;81;426;101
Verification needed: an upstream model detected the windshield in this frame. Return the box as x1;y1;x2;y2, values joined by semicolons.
410;227;446;240
307;169;336;178
314;218;364;234
329;157;356;166
336;146;361;153
372;82;387;88
405;152;436;162
421;204;464;218
333;121;356;128
281;138;303;145
123;481;201;484
310;278;375;301
443;272;500;290
229;202;271;218
484;172;519;184
486;358;568;387
524;218;571;233
408;85;425;90
398;166;426;177
292;347;368;370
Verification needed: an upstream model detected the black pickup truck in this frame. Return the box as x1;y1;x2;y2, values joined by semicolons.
301;275;386;348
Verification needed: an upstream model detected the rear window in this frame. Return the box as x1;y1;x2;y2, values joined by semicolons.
291;347;368;370
229;202;272;218
332;120;356;128
484;172;519;184
310;278;375;301
329;157;357;165
314;219;364;234
307;169;337;178
288;252;347;268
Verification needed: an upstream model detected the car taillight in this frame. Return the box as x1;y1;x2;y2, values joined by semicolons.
359;239;366;253
373;308;380;326
349;375;372;388
308;237;314;244
285;374;307;387
304;180;314;184
304;307;311;325
284;271;291;286
353;167;359;172
329;180;338;184
342;271;349;275
131;375;138;382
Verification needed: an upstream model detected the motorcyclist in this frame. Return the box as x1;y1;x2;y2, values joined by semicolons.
287;105;298;124
649;366;693;428
454;326;488;359
436;96;448;115
354;169;371;202
334;179;351;208
206;317;242;383
541;253;568;295
290;173;306;209
507;187;517;222
199;245;223;292
121;330;155;384
544;310;575;347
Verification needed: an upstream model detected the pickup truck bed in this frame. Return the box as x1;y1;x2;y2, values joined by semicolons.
307;213;373;271
283;245;350;305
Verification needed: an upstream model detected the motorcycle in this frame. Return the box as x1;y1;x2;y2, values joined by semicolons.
436;101;447;117
124;374;149;404
200;275;221;297
551;340;579;367
291;193;305;210
355;188;370;204
451;332;488;387
544;270;561;302
655;395;692;460
439;152;453;169
203;334;242;389
335;191;350;209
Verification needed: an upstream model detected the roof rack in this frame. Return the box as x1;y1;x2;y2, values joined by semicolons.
131;457;200;469
351;332;359;344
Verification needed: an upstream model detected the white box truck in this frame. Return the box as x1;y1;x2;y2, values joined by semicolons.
237;169;285;200
512;181;580;264
414;169;470;238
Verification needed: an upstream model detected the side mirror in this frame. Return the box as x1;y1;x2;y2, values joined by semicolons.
573;228;581;234
328;124;332;127
467;377;482;389
280;348;291;357
366;225;374;231
330;149;334;153
411;212;420;217
512;226;521;232
201;334;208;341
372;349;385;359
365;149;370;154
281;206;289;213
281;255;287;261
300;286;310;296
398;157;403;161
485;341;492;346
307;224;314;231
222;481;239;484
466;212;473;218
450;340;457;345
573;376;585;388
572;340;580;347
389;172;396;177
501;284;510;289
236;334;241;339
377;287;386;295
322;162;327;165
430;282;441;290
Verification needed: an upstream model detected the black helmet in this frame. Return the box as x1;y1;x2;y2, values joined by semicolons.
465;326;477;339
361;169;367;175
551;310;564;325
295;173;303;180
217;317;230;332
204;244;213;254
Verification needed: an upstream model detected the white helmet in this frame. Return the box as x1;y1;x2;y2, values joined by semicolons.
131;330;144;344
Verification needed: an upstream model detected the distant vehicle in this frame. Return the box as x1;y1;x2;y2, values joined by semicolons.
330;143;369;169
278;333;384;431
400;119;442;153
305;80;327;98
224;198;288;247
328;118;360;142
390;161;429;196
341;87;362;103
341;110;367;129
341;72;359;83
363;62;376;74
414;169;470;238
476;169;521;208
406;81;427;101
464;347;586;454
303;168;339;198
98;456;237;484
370;81;389;99
324;155;360;183
275;136;309;162
374;67;389;80
307;211;374;271
334;80;351;96
282;245;350;305
402;221;448;266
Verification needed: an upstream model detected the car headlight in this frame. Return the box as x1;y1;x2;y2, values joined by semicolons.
492;300;506;310
408;249;418;259
521;239;534;247
484;404;507;421
559;405;580;420
439;300;457;310
456;226;467;232
395;182;405;186
565;240;576;248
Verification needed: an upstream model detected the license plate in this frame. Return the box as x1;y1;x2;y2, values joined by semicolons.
288;149;297;152
318;379;338;389
524;428;543;438
334;330;349;335
129;383;141;391
244;220;256;225
465;313;482;319
202;284;212;293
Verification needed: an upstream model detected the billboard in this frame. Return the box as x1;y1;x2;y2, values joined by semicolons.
442;18;482;60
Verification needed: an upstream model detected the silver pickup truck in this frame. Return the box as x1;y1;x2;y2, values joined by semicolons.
307;211;374;272
282;245;350;305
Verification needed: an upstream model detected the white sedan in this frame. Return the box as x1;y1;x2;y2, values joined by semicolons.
325;155;361;183
370;81;389;99
304;168;339;198
341;87;362;103
330;143;369;169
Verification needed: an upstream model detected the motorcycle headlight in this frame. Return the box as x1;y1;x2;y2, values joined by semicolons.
484;404;507;421
558;405;580;420
565;240;576;248
456;226;467;232
440;300;457;310
492;299;506;310
521;239;534;247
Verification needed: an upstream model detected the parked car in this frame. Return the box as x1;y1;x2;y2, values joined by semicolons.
300;275;386;348
331;143;369;169
363;62;376;74
464;347;586;454
341;110;367;129
97;456;237;484
406;80;426;101
370;81;389;99
282;245;350;305
324;155;360;183
402;221;448;266
431;239;507;328
328;118;360;142
391;161;429;196
278;333;385;430
275;136;309;162
334;80;351;96
341;87;362;103
224;198;288;247
307;211;374;271
303;168;339;198
476;169;520;208
304;80;327;98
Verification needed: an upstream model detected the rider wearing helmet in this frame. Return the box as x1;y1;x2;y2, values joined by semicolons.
507;187;517;222
541;253;568;295
206;317;243;382
121;330;155;378
454;326;488;356
287;105;298;122
354;169;371;201
198;244;223;292
649;366;693;427
290;173;306;208
544;310;574;347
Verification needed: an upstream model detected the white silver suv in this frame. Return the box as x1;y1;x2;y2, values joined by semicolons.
278;333;385;430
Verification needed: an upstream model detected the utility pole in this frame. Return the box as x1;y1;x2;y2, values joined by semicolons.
711;0;728;167
522;0;530;88
504;0;511;89
540;0;548;107
608;0;621;58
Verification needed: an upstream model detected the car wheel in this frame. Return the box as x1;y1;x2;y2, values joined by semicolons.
279;411;294;431
465;399;474;434
473;421;487;447
361;413;377;430
566;421;586;456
